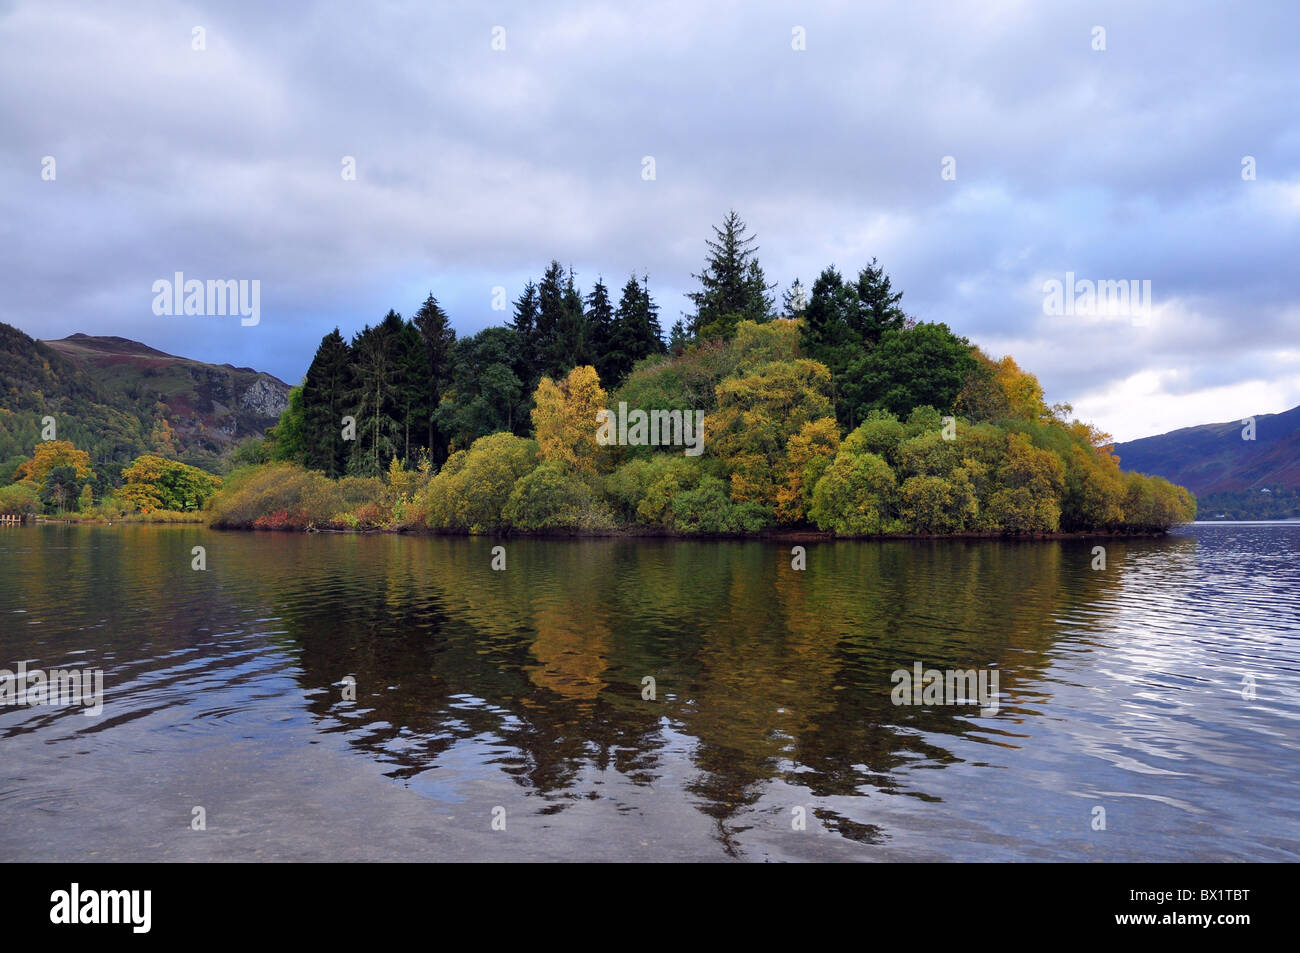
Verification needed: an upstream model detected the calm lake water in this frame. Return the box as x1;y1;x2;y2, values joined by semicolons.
2;522;1297;862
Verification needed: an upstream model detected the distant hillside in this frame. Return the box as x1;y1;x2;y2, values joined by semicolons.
1113;404;1300;519
0;323;289;476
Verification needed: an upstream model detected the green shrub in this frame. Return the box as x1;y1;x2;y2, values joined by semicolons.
503;462;615;531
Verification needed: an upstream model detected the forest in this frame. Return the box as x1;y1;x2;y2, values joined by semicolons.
0;212;1196;536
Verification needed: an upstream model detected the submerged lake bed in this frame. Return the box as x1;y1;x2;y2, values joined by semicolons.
2;523;1297;862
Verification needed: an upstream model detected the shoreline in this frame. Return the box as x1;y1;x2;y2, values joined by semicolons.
30;515;1181;540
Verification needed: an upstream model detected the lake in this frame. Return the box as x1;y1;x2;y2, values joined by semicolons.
2;522;1297;861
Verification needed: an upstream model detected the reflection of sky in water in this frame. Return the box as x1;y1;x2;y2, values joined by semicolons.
1;523;1296;861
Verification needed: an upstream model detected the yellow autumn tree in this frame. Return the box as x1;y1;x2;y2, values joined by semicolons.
774;417;840;523
709;359;835;511
994;355;1050;421
531;365;609;476
15;441;94;487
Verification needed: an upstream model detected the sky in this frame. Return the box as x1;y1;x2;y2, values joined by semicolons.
2;0;1298;442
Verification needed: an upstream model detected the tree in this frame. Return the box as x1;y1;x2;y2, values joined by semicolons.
851;258;907;344
955;349;1012;423
798;266;858;385
0;482;39;518
534;260;573;379
393;318;427;465
898;472;978;534
844;322;976;423
511;281;541;392
775;417;840;524
120;454;222;512
709;358;836;511
298;328;352;476
585;277;616;384
15;440;93;488
986;433;1065;533
686;210;775;339
40;465;84;513
347;311;405;476
606;274;666;385
554;267;590;373
809;450;898;535
782;278;808;319
503;461;613;531
269;386;309;465
420;432;539;533
667;319;690;353
992;355;1050;422
412;292;457;460
531;365;608;476
799;258;918;425
434;327;526;450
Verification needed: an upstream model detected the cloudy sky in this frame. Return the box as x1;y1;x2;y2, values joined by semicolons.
2;0;1297;441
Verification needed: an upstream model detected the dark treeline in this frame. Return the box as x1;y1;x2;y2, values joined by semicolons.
267;264;667;476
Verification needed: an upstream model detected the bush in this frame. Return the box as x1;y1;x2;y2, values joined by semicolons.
121;455;222;512
809;450;897;535
0;481;39;517
418;432;539;533
209;463;386;529
503;462;615;531
669;476;774;534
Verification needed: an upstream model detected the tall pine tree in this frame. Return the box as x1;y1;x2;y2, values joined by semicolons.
535;261;566;379
584;277;616;384
412;292;456;463
510;280;540;393
299;328;352;477
554;266;589;373
607;273;666;385
686;210;775;340
347;310;405;476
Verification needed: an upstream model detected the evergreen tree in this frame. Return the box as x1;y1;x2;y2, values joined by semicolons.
852;258;907;344
535;260;566;378
347;310;405;476
554;266;589;373
640;273;665;354
394;319;427;465
412;292;457;462
607;274;667;386
584;277;616;383
510;280;540;392
782;278;808;319
299;328;352;477
668;318;690;353
800;266;856;380
686;210;775;340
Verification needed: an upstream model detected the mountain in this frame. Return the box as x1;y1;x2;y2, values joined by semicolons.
0;322;289;476
1113;404;1300;519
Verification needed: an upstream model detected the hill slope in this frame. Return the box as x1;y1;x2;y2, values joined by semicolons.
1113;404;1300;518
0;323;289;475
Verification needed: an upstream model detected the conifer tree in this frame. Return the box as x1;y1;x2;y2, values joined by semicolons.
686;210;775;340
585;277;616;383
412;292;456;461
299;328;352;476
